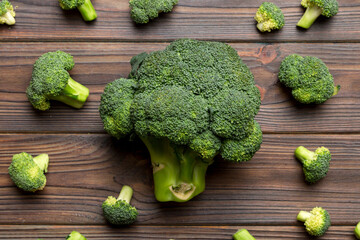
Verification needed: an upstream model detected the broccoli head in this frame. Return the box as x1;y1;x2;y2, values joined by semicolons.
0;0;15;25
129;0;178;24
254;2;285;32
102;185;138;225
233;229;256;240
8;152;49;192
297;0;338;29
59;0;97;21
279;54;340;104
26;51;90;111
66;231;87;240
297;207;331;236
295;146;331;184
99;39;262;202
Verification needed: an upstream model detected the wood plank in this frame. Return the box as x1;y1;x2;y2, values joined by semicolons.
0;0;359;42
0;42;359;133
0;134;360;225
0;225;357;239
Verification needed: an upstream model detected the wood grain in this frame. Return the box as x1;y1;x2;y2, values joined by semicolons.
0;225;357;239
1;134;360;225
0;42;358;133
0;0;359;42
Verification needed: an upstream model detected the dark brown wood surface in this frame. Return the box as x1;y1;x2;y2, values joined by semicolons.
1;0;360;239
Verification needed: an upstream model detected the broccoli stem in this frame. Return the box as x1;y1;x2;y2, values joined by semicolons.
2;11;15;25
297;5;322;29
295;146;314;163
233;229;256;240
355;222;360;239
297;210;312;222
118;185;133;203
140;136;211;202
77;0;97;21
33;154;49;173
49;77;89;109
333;85;340;96
256;23;265;32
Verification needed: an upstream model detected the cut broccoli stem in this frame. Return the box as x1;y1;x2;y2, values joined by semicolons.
77;0;97;21
233;229;256;240
118;185;133;203
2;11;15;25
256;22;265;32
297;210;313;222
49;77;89;109
295;146;314;163
355;222;360;239
32;154;49;173
140;136;211;202
297;5;322;29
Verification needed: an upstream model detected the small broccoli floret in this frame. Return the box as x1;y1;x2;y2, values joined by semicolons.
0;0;15;25
297;207;331;236
26;51;89;111
8;152;49;192
279;54;340;104
355;222;360;239
233;229;256;240
254;2;285;32
129;0;178;24
295;146;331;184
102;185;138;225
59;0;97;21
66;231;87;240
297;0;338;29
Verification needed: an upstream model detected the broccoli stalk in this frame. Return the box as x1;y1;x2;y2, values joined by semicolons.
233;229;256;240
48;77;89;109
297;5;322;29
141;136;211;202
76;0;97;21
0;0;15;25
66;231;87;240
32;154;50;173
297;207;331;236
355;222;360;239
295;146;315;162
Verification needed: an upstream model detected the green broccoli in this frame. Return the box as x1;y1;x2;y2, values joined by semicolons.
8;152;49;192
0;0;15;25
59;0;97;21
279;54;340;104
355;222;360;239
99;39;262;202
129;0;178;24
233;229;256;240
254;2;285;32
66;231;87;240
297;207;331;236
295;146;331;184
102;185;138;225
26;51;90;111
297;0;338;29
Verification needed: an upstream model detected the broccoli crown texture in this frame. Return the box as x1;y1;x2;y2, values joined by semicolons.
66;231;87;240
297;0;338;29
8;152;49;192
254;2;285;32
99;39;262;202
355;222;360;239
0;0;15;25
295;146;331;184
26;51;89;111
102;186;138;225
233;229;256;240
59;0;97;21
129;0;178;24
59;0;85;9
279;54;340;104
297;207;331;236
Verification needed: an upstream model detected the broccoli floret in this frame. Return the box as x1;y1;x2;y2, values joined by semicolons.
279;54;340;104
297;207;331;236
26;51;90;111
295;146;331;184
0;0;15;25
102;185;138;225
254;2;285;32
59;0;97;21
129;0;178;24
355;222;360;239
233;229;256;240
8;152;49;192
99;39;262;202
66;231;87;240
297;0;338;29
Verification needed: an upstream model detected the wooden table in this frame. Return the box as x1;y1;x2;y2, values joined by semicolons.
1;0;360;239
